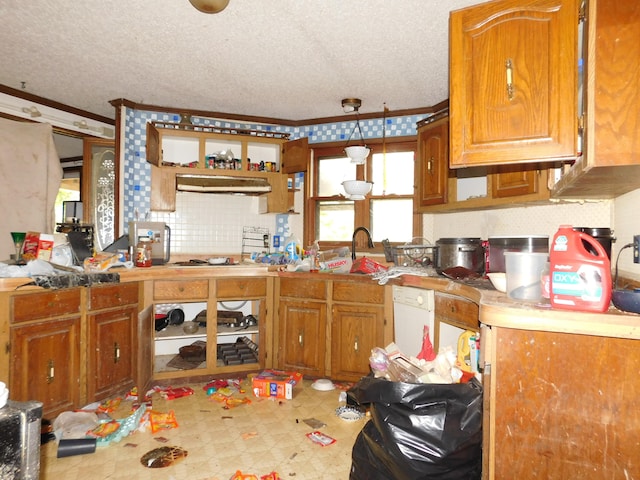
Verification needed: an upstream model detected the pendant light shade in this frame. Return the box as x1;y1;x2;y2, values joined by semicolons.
344;146;370;165
189;0;230;14
342;180;373;200
342;98;370;164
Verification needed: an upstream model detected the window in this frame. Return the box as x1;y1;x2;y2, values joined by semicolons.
307;141;420;253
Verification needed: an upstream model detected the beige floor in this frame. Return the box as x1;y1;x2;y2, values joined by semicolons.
39;378;363;480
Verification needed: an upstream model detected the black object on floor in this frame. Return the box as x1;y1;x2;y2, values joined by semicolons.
348;376;483;480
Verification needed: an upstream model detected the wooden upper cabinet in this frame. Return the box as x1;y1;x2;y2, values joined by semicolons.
449;0;579;167
281;137;310;173
552;0;640;198
416;116;449;209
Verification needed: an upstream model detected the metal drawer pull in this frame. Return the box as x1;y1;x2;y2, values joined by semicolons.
47;359;55;383
298;331;304;347
506;58;514;100
354;336;359;352
114;342;120;363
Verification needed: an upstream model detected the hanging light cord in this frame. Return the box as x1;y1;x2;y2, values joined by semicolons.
382;103;388;195
345;111;365;146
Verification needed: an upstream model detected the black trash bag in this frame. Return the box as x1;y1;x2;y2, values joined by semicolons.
348;376;483;480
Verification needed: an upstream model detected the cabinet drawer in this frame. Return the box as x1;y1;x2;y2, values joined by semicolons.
11;288;81;324
434;293;479;330
153;280;209;301
332;281;384;304
280;278;326;300
89;283;139;311
217;278;266;298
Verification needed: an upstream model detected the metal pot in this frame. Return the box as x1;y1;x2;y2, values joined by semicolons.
435;237;485;274
573;227;615;259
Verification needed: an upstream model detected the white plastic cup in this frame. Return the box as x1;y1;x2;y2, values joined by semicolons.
505;252;549;301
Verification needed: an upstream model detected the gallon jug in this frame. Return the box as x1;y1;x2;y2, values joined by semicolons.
549;225;612;312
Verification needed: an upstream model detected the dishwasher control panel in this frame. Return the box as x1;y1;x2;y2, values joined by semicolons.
392;285;434;311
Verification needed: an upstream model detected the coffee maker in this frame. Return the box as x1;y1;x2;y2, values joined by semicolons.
128;221;171;265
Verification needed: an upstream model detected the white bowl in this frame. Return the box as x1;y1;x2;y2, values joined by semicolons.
487;272;507;292
342;180;372;199
311;379;335;391
344;146;370;164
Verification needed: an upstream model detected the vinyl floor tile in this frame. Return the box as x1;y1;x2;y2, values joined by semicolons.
39;379;363;480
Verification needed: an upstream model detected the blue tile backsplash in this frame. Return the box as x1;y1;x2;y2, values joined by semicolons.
121;107;429;255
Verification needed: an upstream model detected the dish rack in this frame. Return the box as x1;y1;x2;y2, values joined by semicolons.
388;243;439;268
241;226;270;260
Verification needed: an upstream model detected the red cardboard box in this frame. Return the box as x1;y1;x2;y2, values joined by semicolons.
21;232;54;261
251;370;303;400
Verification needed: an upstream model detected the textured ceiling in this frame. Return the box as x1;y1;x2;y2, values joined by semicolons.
0;0;479;122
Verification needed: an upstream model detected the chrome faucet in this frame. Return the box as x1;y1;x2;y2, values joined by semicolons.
352;226;374;260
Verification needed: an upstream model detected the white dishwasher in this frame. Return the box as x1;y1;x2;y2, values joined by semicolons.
392;285;435;357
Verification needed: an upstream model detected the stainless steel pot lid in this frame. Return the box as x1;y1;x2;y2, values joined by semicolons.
436;237;482;244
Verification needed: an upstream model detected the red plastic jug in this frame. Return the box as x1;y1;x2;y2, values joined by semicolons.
549;225;612;312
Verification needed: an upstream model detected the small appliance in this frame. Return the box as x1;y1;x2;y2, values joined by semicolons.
128;221;171;265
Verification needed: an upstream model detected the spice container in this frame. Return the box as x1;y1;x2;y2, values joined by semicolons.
135;237;153;267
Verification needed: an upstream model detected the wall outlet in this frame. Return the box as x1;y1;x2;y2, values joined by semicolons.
634;235;640;264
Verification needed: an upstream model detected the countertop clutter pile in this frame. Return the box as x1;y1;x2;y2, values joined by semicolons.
0;258;121;288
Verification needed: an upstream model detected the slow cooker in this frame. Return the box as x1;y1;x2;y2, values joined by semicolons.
435;237;485;275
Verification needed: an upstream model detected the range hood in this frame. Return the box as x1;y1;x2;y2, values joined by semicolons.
176;174;272;194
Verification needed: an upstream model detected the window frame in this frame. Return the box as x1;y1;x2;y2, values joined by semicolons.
304;138;421;254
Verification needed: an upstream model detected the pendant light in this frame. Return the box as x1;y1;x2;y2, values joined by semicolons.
341;98;372;200
342;98;370;165
189;0;230;14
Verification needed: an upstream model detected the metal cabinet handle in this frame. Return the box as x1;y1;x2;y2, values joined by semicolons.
298;330;304;347
47;359;55;383
506;58;514;100
427;157;434;174
354;336;359;352
114;342;120;363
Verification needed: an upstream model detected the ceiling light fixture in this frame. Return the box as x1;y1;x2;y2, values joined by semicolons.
342;98;370;165
341;98;372;200
188;0;230;14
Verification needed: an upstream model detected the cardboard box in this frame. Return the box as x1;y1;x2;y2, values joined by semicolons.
21;232;54;261
252;370;303;400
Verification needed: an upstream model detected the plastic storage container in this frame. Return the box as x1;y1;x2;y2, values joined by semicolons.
135;237;153;267
487;235;549;273
549;225;612;312
504;252;548;301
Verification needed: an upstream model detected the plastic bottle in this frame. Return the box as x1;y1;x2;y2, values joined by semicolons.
549;225;612;312
284;230;301;261
135;237;153;267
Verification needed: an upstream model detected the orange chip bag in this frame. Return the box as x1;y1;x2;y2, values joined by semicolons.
88;420;121;438
149;410;178;434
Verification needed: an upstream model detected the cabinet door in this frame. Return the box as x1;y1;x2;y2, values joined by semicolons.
87;306;137;402
450;0;578;166
331;304;384;381
10;317;81;418
278;299;326;377
416;119;448;209
491;165;539;198
281;137;310;173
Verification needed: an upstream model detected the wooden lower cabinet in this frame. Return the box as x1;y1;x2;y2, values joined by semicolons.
485;326;640;479
331;304;384;381
276;276;390;381
278;299;326;377
87;306;137;402
10;316;81;418
2;283;141;418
